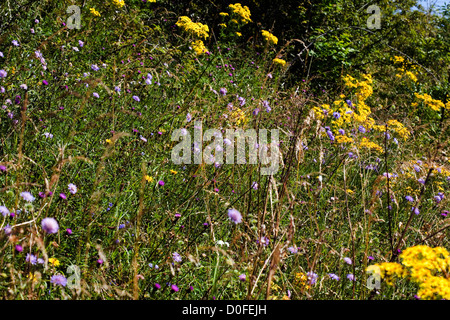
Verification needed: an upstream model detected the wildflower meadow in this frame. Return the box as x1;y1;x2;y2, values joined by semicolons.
0;0;450;303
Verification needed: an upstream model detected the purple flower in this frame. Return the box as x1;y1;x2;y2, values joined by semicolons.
287;246;298;254
338;129;345;135
0;206;10;217
0;70;7;78
253;108;260;116
343;257;352;265
43;132;53;139
20;191;35;202
20;84;28;90
418;178;425;184
328;273;340;281
91;64;99;71
26;253;37;265
239;274;246;281
219;88;227;96
78;40;84;47
12;40;19;46
412;207;420;215
158;180;165;186
4;225;12;235
358;126;366;133
237;96;246;106
154;283;161;290
333;112;341;119
0;165;6;172
132;96;140;102
97;259;104;264
172;252;182;263
93;92;99;98
405;195;414;202
68;183;77;194
227;208;242;224
171;284;179;292
50;275;67;287
66;228;72;235
41;217;59;234
347;274;355;281
346;100;353;107
326;130;335;141
307;271;318;285
42;80;48;85
15;245;23;252
59;193;67;199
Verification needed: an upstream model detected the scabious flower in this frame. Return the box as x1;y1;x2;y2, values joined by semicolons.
172;252;182;263
26;253;37;265
93;92;99;98
41;217;59;234
0;206;10;217
0;70;7;78
20;191;35;202
227;208;242;224
68;183;77;194
219;87;227;96
412;207;420;215
306;271;318;285
50;275;67;287
132;96;140;102
329;273;340;281
326;129;335;141
239;274;246;281
91;64;99;71
358;125;366;133
405;195;414;202
287;246;298;254
4;224;12;235
343;257;352;265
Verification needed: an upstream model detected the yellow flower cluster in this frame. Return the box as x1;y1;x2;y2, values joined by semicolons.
231;108;248;125
367;262;405;286
176;16;209;39
90;8;101;17
191;40;208;55
360;137;384;153
369;245;450;299
261;30;278;45
392;56;418;82
335;135;353;144
372;119;410;140
414;92;447;111
293;272;311;290
273;58;286;67
49;258;60;267
228;3;252;24
112;0;125;8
